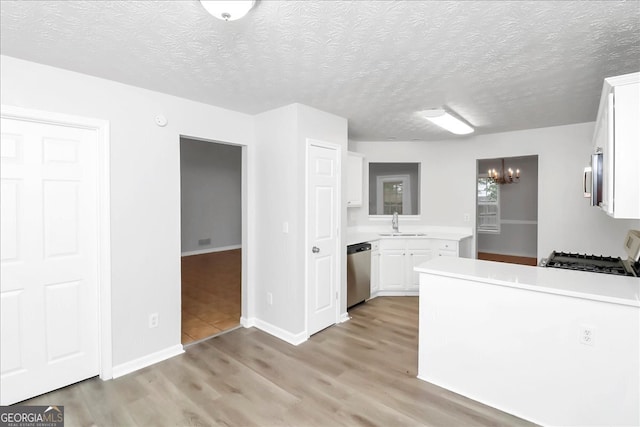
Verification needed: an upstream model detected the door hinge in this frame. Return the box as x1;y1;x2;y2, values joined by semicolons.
336;291;339;300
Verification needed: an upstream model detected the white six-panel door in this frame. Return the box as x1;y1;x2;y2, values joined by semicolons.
1;116;100;405
306;140;340;336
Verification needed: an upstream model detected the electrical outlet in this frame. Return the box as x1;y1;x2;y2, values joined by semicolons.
579;325;594;346
149;313;159;329
267;292;273;305
463;213;470;222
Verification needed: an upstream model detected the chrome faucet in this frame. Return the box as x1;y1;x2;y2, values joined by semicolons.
392;211;399;232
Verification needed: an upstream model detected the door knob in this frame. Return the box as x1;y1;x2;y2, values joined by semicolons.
312;246;320;253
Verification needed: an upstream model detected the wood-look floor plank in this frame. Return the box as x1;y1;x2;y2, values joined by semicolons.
19;296;537;427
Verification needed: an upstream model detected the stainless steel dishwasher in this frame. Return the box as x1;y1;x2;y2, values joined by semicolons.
347;242;371;308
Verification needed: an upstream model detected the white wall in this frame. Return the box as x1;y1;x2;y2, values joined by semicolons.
350;123;640;259
0;56;256;367
180;138;241;254
478;156;538;257
252;103;348;339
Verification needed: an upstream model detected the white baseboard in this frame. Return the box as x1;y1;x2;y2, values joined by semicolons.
112;344;184;379
338;312;350;323
240;316;255;328
181;244;241;257
375;290;419;297
240;316;307;346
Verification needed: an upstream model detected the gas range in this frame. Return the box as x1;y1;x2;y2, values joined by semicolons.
540;251;637;277
540;230;640;278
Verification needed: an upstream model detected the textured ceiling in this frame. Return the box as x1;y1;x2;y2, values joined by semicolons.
1;1;639;141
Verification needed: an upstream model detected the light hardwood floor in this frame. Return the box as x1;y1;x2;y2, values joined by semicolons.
21;297;536;427
181;250;241;343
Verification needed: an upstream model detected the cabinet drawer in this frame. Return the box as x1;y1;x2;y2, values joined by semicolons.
437;249;457;257
370;241;380;251
406;239;431;250
432;239;458;251
379;239;406;250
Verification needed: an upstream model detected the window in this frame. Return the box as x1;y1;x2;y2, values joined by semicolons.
377;175;411;215
477;176;500;233
369;163;420;215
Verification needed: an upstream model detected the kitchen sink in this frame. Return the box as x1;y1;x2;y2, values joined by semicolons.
379;232;428;237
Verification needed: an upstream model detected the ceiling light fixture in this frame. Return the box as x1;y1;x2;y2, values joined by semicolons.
422;109;474;135
200;0;255;21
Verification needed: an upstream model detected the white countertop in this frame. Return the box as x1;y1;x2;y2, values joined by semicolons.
346;229;473;246
415;257;640;307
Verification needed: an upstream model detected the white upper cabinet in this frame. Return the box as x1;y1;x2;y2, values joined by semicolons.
594;72;640;219
346;152;364;207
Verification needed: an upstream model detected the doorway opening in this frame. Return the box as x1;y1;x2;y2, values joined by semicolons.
476;155;539;266
179;137;243;344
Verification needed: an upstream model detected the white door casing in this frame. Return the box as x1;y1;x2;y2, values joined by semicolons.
306;139;340;336
0;106;111;405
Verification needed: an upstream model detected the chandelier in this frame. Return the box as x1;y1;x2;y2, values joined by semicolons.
488;158;520;184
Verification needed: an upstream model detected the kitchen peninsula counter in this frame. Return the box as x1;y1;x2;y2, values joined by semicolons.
415;257;639;426
415;256;640;307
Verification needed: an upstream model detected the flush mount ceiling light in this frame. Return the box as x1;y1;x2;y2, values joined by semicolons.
421;109;474;135
200;0;255;21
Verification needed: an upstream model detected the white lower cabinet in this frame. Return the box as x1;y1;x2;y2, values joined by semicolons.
379;249;406;290
408;249;433;290
370;241;380;295
371;237;465;296
379;239;440;294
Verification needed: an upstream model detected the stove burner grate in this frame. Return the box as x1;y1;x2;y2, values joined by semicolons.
544;251;634;276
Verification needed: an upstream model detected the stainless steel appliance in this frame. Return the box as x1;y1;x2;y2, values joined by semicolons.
347;242;371;308
583;147;603;206
540;230;640;277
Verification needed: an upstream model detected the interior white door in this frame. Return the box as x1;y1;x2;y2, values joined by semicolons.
1;117;99;405
307;141;340;336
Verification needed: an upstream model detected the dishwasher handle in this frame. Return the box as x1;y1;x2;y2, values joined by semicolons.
347;243;372;255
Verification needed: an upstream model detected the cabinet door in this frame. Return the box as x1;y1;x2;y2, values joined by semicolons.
612;83;640;218
371;249;380;295
407;249;434;290
379;249;405;290
346;152;363;207
596;91;614;215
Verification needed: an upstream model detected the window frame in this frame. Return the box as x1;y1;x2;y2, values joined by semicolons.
477;175;501;234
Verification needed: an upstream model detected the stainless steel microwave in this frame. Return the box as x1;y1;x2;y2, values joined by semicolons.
583;148;603;207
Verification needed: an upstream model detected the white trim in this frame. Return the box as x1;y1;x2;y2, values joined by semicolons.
242;317;308;346
478;250;538;259
1;104;113;380
338;312;350;323
240;316;255;328
500;219;538;225
375;290;419;297
112;345;184;379
305;138;342;337
181;244;241;257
